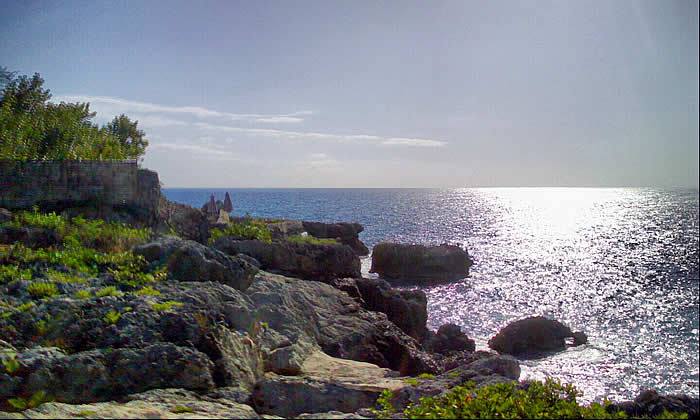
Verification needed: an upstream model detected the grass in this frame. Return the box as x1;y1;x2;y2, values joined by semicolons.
135;285;161;296
150;301;183;312
96;286;121;297
285;234;339;246
26;282;59;298
208;216;272;244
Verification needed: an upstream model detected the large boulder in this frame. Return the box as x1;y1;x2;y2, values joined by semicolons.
488;316;587;357
157;197;210;243
134;236;258;291
333;277;428;340
370;242;473;284
212;238;360;282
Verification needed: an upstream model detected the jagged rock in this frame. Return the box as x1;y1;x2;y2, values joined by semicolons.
212;238;360;282
335;278;428;340
302;221;369;256
134;236;258;291
370;242;473;284
245;273;437;376
423;323;476;355
252;350;405;417
4;388;261;419
264;220;306;240
223;192;233;213
607;389;699;418
158;197;210;243
488;316;585;357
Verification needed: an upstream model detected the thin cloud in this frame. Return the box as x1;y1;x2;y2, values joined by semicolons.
149;142;241;161
52;95;312;123
194;122;446;147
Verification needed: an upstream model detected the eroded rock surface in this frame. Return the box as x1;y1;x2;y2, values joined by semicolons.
370;242;473;284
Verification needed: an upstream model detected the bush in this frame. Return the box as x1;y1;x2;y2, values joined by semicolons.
26;282;59;299
208;217;272;244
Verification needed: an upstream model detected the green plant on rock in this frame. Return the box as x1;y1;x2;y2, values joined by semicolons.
46;269;84;283
96;286;121;297
103;310;121;325
16;301;34;312
285;234;339;246
0;264;32;284
73;290;90;299
171;405;195;413
150;301;183;312
208;217;272;244
26;281;59;298
7;390;51;411
134;285;161;296
2;352;20;374
370;389;396;419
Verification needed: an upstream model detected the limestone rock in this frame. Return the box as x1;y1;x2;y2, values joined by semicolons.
158;197;210;243
212;238;360;283
223;192;233;213
606;389;699;418
134;236;258;291
370;242;473;284
488;316;585;357
252;350;405;417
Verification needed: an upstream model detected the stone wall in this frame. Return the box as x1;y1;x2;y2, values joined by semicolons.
0;160;161;215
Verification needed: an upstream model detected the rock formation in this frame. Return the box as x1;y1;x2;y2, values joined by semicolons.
487;316;587;357
370;242;473;284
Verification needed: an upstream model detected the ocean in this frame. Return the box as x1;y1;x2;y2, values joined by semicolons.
162;187;699;404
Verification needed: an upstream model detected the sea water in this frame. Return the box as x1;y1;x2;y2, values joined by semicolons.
162;187;699;403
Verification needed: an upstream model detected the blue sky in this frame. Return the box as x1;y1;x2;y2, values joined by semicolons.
2;0;698;188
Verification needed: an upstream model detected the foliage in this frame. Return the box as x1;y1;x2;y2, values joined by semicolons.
208;217;272;244
16;302;34;312
0;69;147;160
7;390;51;411
73;289;90;299
2;352;20;374
96;286;121;297
26;282;59;298
0;264;32;283
103;310;121;325
285;234;339;246
134;285;161;296
171;405;195;413
150;301;183;312
370;389;396;419
418;373;436;379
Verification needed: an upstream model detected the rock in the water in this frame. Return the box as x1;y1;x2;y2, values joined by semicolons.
607;389;699;418
370;242;473;284
488;316;585;357
423;323;476;355
212;238;360;282
134;236;258;291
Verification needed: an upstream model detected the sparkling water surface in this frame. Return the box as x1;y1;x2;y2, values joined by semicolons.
163;187;699;403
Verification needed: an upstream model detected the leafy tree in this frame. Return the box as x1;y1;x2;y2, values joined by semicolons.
104;114;148;160
0;69;146;160
0;66;18;92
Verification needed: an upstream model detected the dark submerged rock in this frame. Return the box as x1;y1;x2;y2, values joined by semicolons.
370;242;473;284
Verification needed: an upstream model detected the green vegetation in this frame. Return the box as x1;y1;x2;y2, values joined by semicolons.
0;208;158;294
26;282;59;298
418;373;436;379
208;215;272;244
7;390;51;411
2;352;20;374
77;410;97;417
373;379;689;419
403;378;420;386
96;286;121;297
150;301;183;312
73;290;90;299
134;285;161;296
171;405;195;414
285;234;339;246
103;310;121;325
16;302;34;312
0;69;147;160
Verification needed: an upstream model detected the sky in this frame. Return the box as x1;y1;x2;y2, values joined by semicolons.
1;0;698;188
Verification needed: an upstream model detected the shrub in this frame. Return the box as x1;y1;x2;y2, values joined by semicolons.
134;286;161;296
26;282;59;298
103;310;120;325
0;265;32;284
73;290;90;299
208;217;272;244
